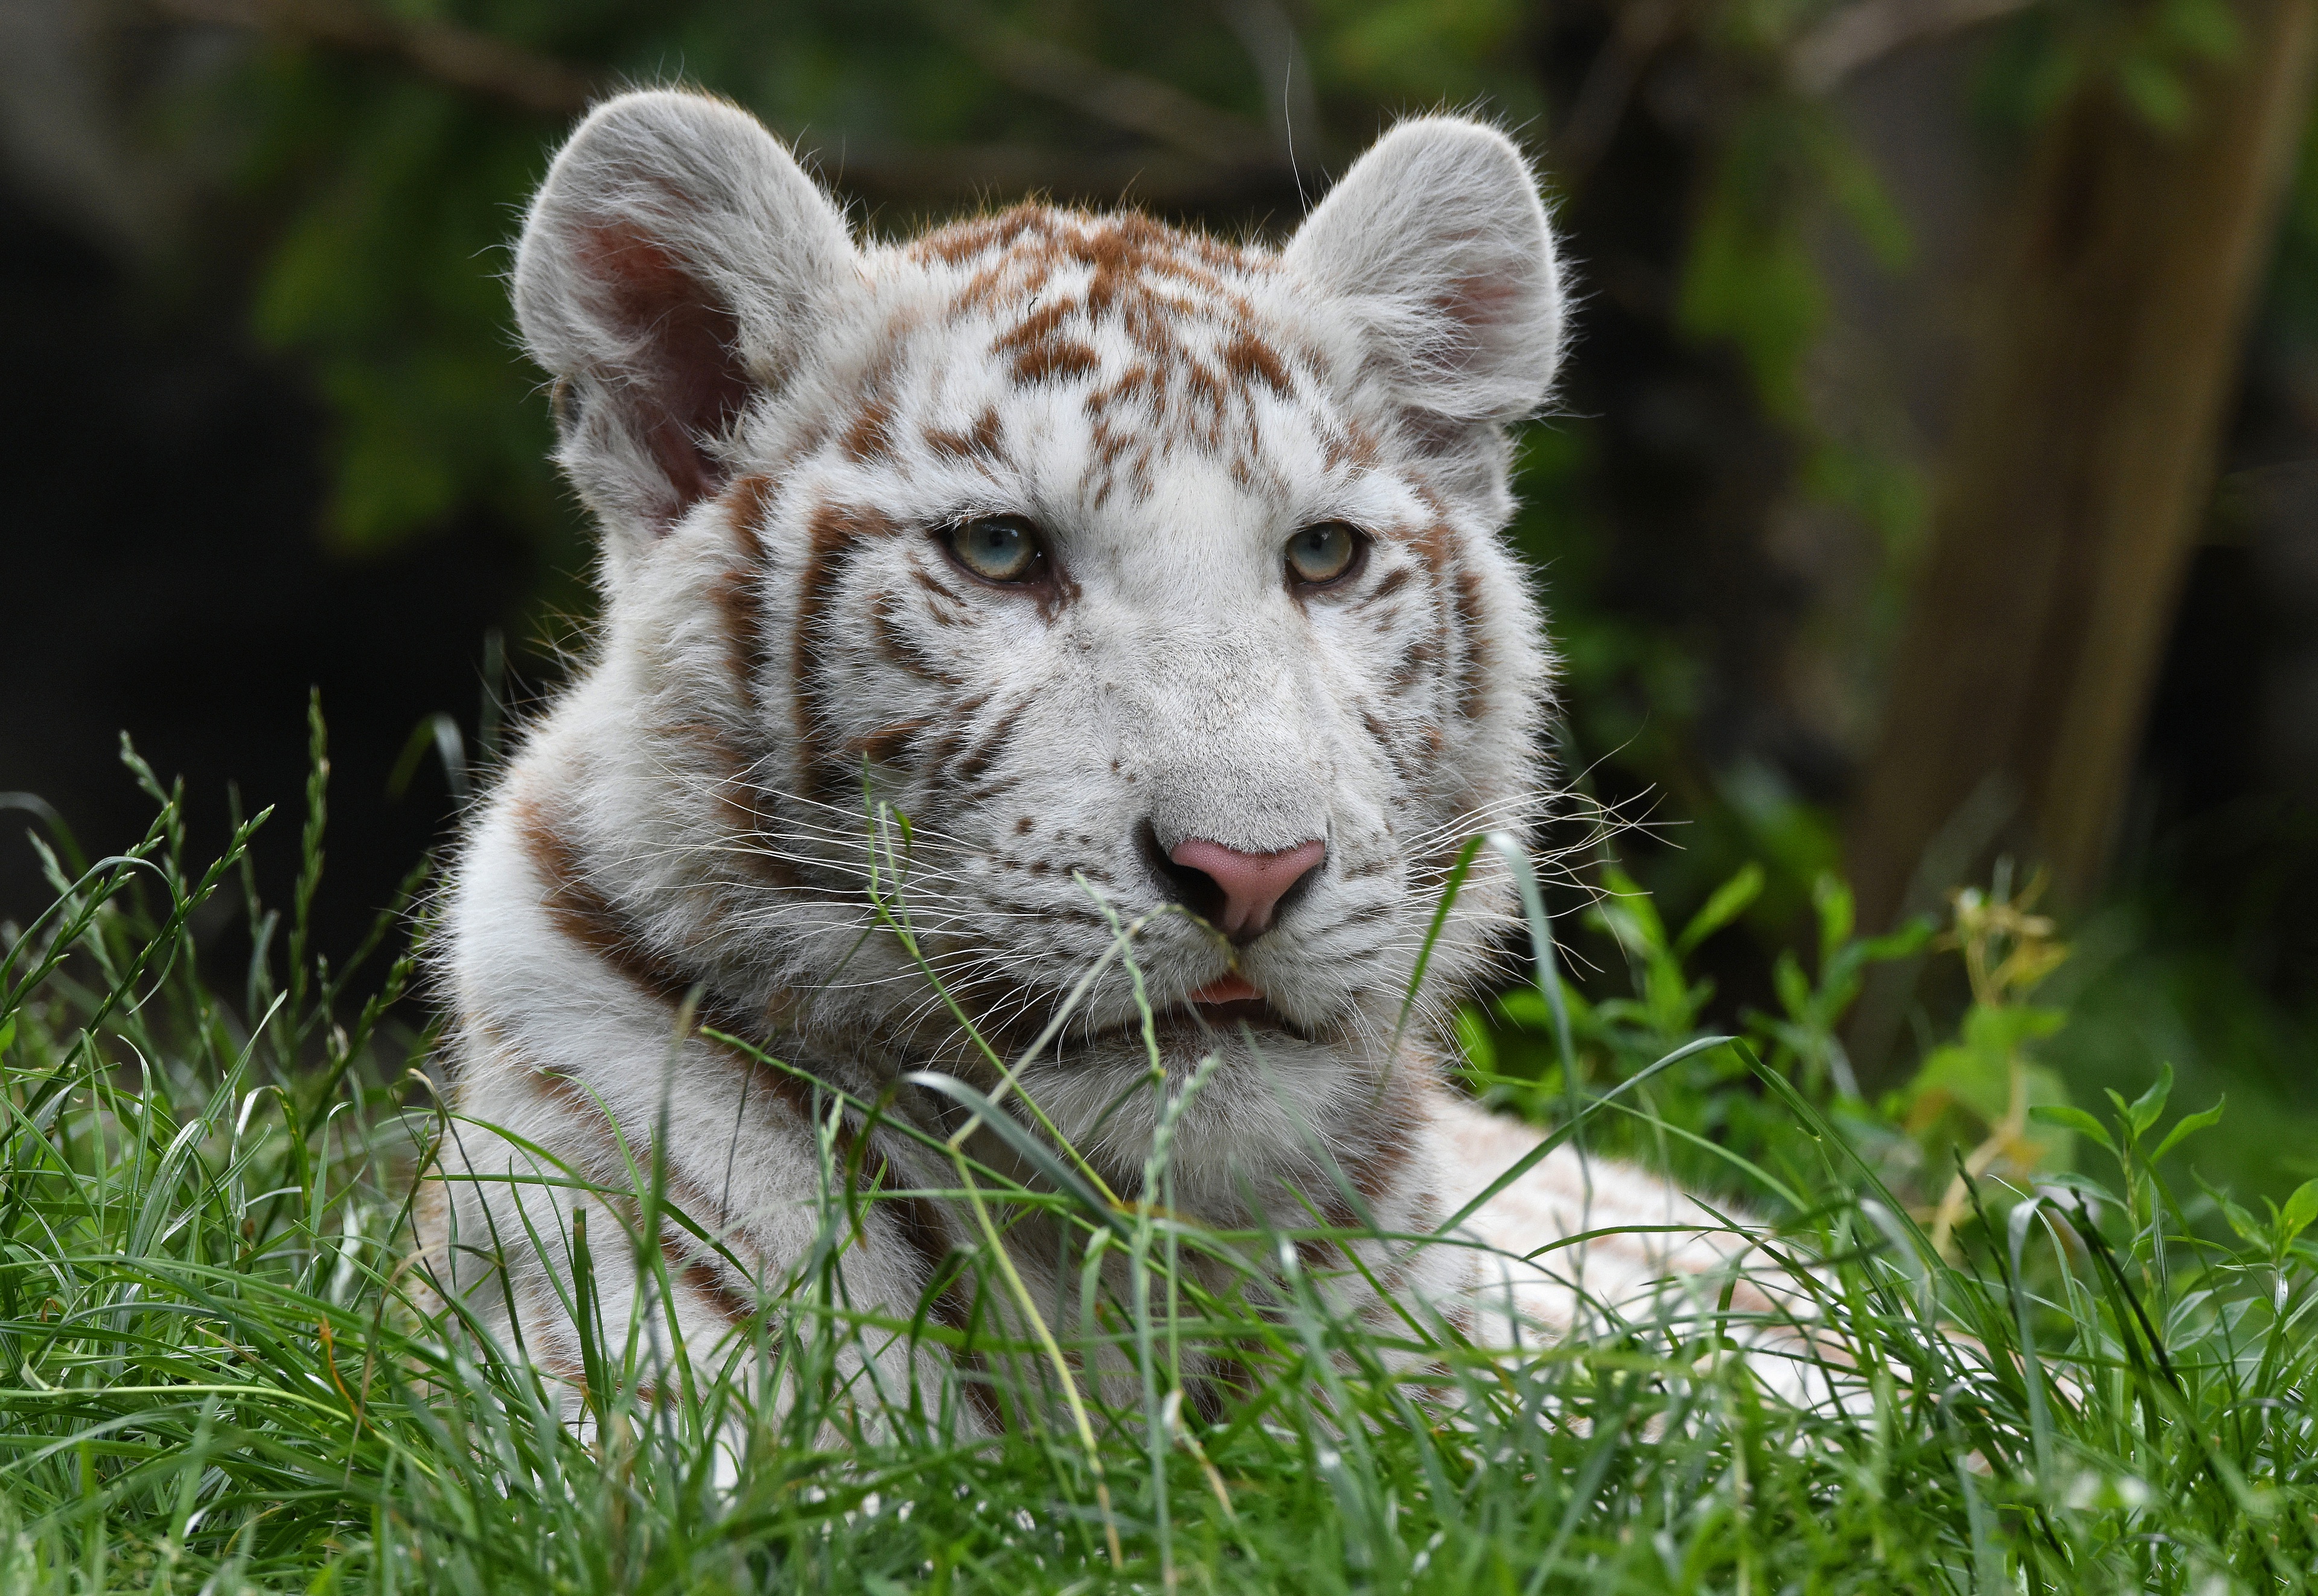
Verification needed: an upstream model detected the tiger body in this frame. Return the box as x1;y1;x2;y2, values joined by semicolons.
419;91;1818;1425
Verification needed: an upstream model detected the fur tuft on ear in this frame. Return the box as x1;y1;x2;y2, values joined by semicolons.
514;89;857;567
1285;117;1563;462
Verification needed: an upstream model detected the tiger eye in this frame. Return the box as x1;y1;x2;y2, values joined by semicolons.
1285;522;1362;586
945;516;1045;584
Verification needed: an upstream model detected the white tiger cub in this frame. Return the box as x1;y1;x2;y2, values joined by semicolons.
417;89;1846;1427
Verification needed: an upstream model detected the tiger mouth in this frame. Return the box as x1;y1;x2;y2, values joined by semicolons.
1138;975;1316;1044
1142;969;1284;1033
992;971;1318;1054
1154;1001;1313;1044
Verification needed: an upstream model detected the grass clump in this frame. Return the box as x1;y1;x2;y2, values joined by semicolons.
1;733;2315;1593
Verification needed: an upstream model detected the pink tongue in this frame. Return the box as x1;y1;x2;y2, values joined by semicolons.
1189;972;1262;1006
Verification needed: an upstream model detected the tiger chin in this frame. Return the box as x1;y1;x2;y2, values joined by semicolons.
415;88;1846;1431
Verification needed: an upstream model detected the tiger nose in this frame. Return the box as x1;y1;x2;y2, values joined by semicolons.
1167;837;1327;937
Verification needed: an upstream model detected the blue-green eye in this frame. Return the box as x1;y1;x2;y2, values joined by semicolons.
1285;522;1362;586
945;516;1045;583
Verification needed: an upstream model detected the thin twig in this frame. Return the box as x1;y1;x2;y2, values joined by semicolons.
1789;0;2038;94
924;0;1281;170
147;0;596;114
146;0;1296;211
1550;0;1685;190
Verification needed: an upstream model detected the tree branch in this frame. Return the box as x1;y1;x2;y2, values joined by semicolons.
148;0;596;115
923;1;1282;171
144;0;1296;212
1789;0;2037;94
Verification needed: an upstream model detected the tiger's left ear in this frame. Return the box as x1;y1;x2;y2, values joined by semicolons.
514;89;859;582
1285;117;1563;445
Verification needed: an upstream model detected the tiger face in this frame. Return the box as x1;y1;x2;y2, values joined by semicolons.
493;91;1564;1201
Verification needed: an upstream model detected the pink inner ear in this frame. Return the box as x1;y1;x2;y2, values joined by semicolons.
578;218;751;529
1435;268;1524;356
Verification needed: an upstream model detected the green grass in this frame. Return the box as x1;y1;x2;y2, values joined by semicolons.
2;732;2314;1593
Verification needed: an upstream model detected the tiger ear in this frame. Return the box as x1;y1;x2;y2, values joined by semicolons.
514;89;857;572
1285;117;1564;441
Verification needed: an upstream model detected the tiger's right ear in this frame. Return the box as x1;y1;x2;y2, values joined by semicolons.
514;90;857;572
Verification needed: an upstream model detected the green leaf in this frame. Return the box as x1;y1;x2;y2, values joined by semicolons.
1859;915;1937;963
1909;1042;2010;1123
1811;871;1854;964
1677;862;1765;957
904;1070;1125;1239
1772;949;1811;1022
1454;1008;1498;1079
2160;0;2243;61
1962;1003;2066;1055
1600;867;1668;954
2149;1097;2226;1164
2029;1104;2116;1157
2219;1193;2264;1245
0;1013;14;1056
1496;989;1552;1029
2125;1063;2174;1139
2278;1179;2318;1249
2116;54;2191;130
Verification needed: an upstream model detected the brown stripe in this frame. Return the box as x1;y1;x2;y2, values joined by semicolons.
512;1041;785;1335
925;404;1006;464
1393;627;1442;692
889;1201;1004;1440
1451;563;1491;722
883;1189;965;1327
712;475;776;720
514;1051;629;1187
842;398;896;463
1009;337;1100;387
790;500;884;805
908;564;968;606
659;1231;762;1328
1219;328;1291;397
853;1140;1008;1437
946;698;1026;788
516;797;695;1012
1294;1236;1343;1275
846;715;936;764
911;204;1049;268
512;796;771;1042
869;590;962;685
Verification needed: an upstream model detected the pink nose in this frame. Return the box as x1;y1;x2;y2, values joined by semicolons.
1167;837;1326;937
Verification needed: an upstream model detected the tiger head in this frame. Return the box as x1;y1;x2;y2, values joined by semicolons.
503;89;1565;1201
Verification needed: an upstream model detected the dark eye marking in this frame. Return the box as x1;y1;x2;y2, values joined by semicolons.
940;515;1048;586
1285;521;1367;589
1367;565;1413;602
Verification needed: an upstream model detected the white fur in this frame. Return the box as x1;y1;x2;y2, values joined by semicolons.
418;91;1843;1426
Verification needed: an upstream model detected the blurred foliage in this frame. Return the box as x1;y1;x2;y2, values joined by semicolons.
1457;852;2288;1260
1975;0;2246;132
94;0;2318;1201
178;0;1902;563
200;0;1543;557
240;80;561;551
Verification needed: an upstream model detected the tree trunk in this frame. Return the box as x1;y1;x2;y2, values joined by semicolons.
1842;0;2318;954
